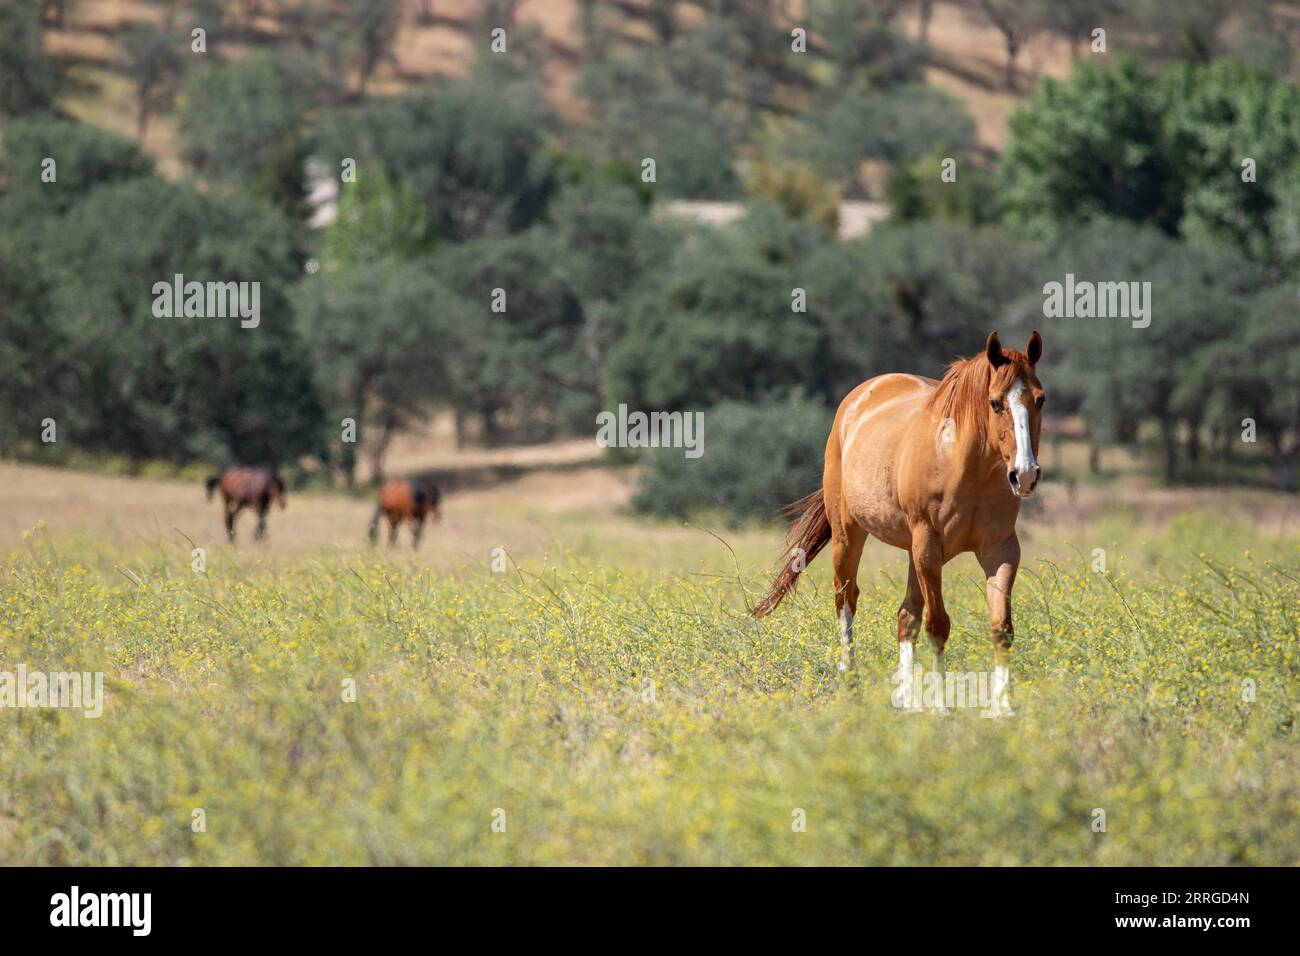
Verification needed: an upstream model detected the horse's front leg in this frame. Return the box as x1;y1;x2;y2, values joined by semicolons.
977;534;1020;717
909;526;949;713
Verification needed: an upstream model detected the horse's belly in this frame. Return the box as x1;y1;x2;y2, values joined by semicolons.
839;431;912;549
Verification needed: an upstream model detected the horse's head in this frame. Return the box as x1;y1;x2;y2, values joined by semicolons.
984;330;1045;498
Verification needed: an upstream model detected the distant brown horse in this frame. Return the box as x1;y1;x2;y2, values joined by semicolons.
369;479;441;548
206;467;286;543
753;331;1046;716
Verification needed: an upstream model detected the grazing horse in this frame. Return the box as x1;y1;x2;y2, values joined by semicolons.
753;331;1045;716
369;479;441;548
205;467;286;543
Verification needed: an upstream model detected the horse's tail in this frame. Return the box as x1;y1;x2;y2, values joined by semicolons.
205;474;221;501
751;488;831;618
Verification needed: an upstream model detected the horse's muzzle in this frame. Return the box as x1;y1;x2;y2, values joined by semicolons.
1008;466;1041;497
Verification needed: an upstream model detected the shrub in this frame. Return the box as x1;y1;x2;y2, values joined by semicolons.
632;394;833;526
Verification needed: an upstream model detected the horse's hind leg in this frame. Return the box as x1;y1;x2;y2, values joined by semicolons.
225;502;238;543
254;504;268;541
387;516;399;548
830;523;867;673
411;515;424;550
368;507;382;546
977;534;1020;717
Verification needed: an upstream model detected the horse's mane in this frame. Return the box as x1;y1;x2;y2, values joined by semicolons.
923;349;1030;448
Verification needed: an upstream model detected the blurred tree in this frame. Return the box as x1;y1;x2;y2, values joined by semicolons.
343;0;402;95
38;176;322;465
804;221;1038;400
1117;0;1273;64
885;151;1001;226
1006;57;1300;271
1031;221;1264;483
315;76;559;241
544;180;672;401
179;54;328;220
1002;58;1183;239
960;0;1051;90
791;85;976;192
0;0;61;116
0;237;68;453
743;161;841;235
295;262;469;483
431;229;591;443
1037;0;1122;58
40;1;77;30
1194;287;1300;490
809;0;923;92
191;0;236;59
119;23;185;139
604;209;826;411
1162;59;1300;272
322;162;429;268
632;393;835;526
576;53;743;199
0;117;153;222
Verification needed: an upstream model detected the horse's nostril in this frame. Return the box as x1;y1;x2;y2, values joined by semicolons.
1008;469;1019;487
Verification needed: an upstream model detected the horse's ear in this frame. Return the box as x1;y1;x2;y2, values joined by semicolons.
984;331;1008;368
1026;329;1043;365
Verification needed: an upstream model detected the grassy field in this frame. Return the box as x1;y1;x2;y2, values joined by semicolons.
0;461;1297;865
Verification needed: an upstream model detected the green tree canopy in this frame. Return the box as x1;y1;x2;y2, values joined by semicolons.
315;76;559;242
39;176;322;464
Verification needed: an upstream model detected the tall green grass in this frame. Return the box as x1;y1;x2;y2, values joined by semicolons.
0;518;1296;864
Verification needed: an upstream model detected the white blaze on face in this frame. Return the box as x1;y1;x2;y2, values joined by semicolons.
1007;378;1039;482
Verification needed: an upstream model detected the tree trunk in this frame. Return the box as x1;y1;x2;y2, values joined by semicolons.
1187;417;1201;464
1003;33;1020;90
369;416;396;486
1273;435;1297;493
1160;416;1178;485
918;0;933;44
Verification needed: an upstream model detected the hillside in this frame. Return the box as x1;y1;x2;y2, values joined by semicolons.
43;0;1077;176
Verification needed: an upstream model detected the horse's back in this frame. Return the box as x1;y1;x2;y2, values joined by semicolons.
219;467;275;502
833;372;936;456
377;479;438;516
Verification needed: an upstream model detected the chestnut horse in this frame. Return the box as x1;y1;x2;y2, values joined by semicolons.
753;331;1045;716
369;479;441;548
205;467;286;543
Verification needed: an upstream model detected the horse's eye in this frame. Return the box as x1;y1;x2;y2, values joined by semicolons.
989;399;1003;413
